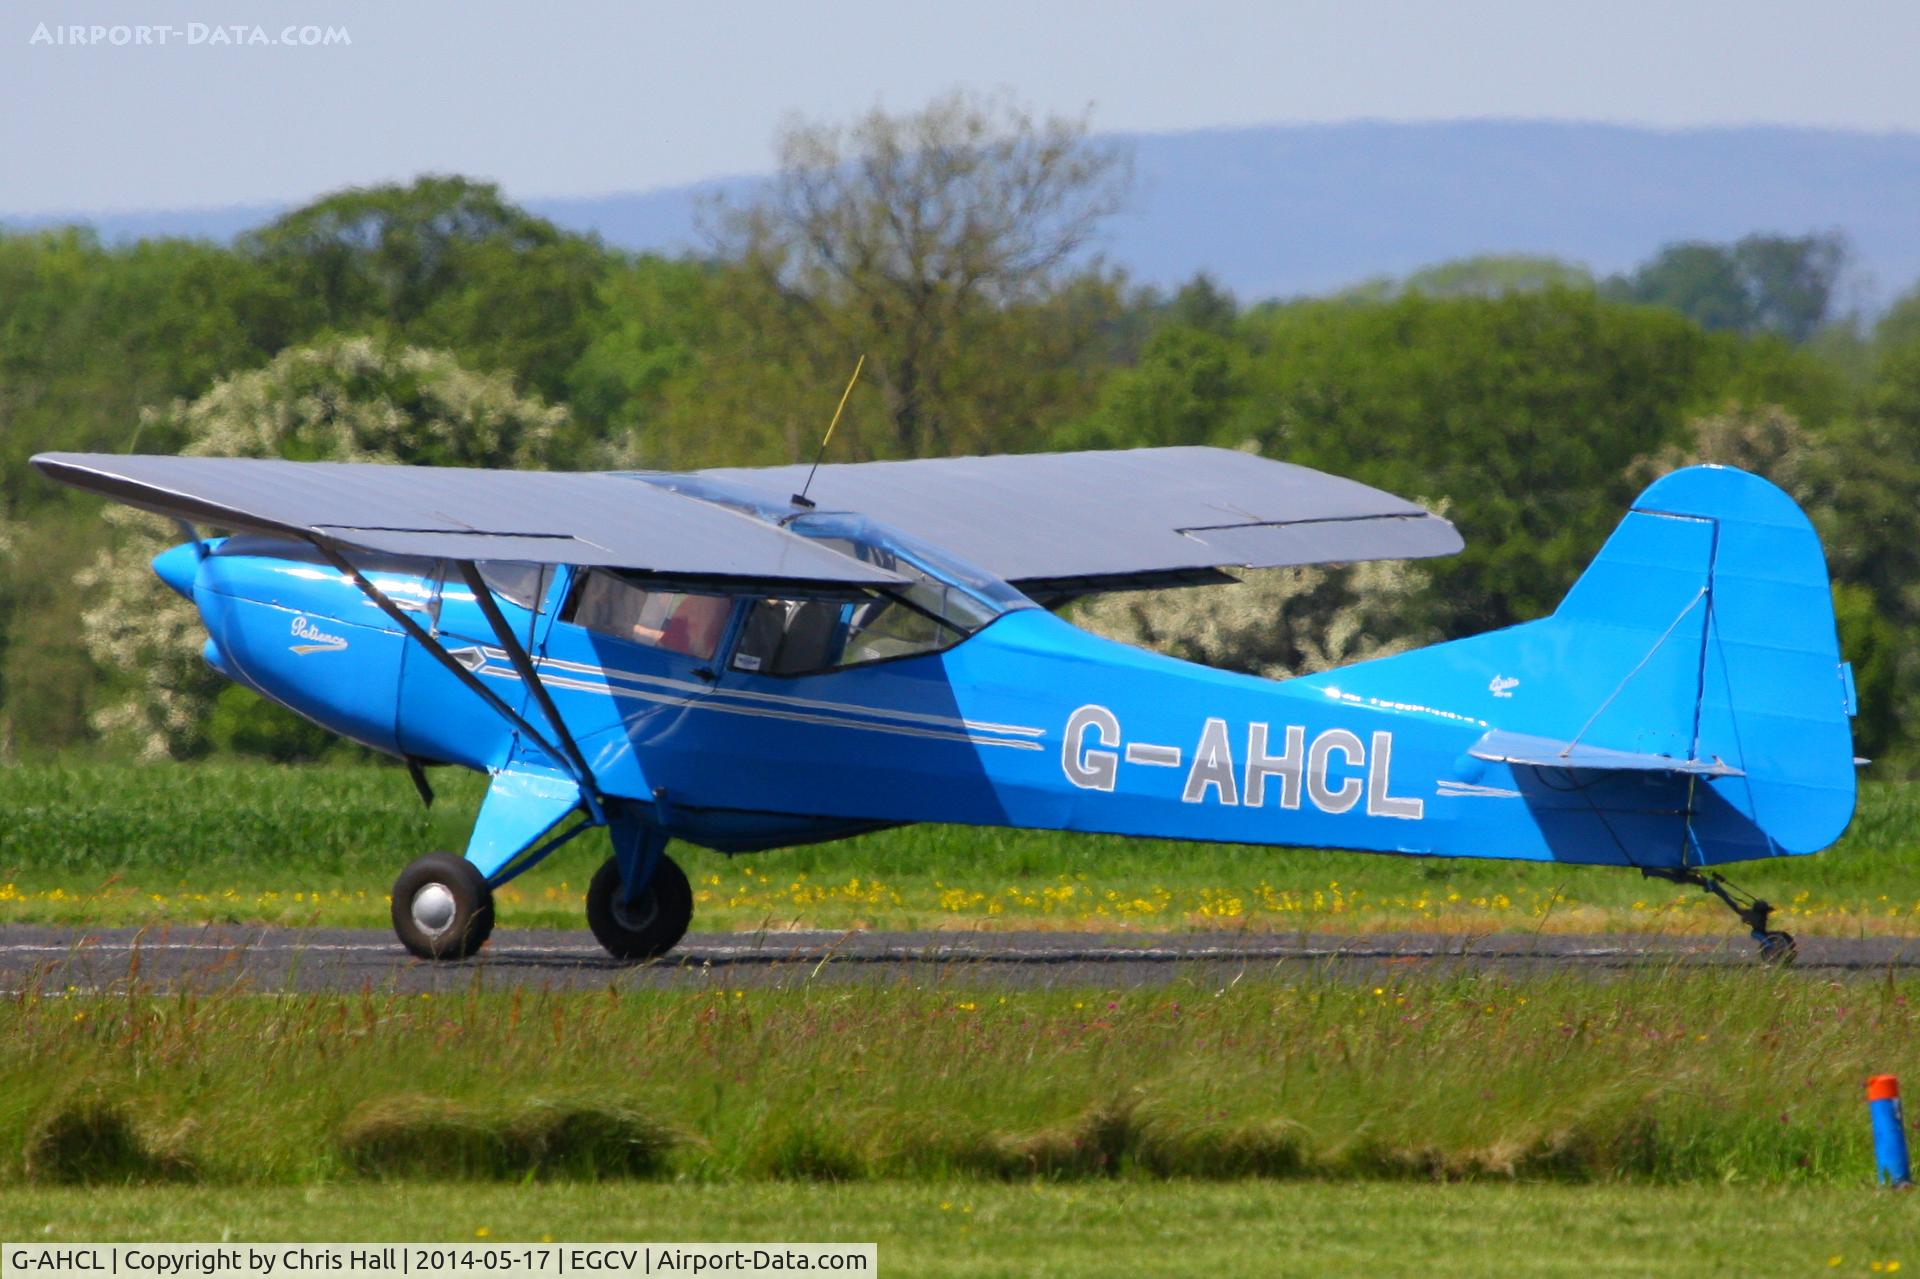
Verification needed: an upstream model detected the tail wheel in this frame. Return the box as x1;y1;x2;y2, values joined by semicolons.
391;852;495;960
586;853;692;961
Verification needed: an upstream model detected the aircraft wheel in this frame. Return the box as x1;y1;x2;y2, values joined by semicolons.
586;853;692;961
1757;931;1797;965
391;852;495;960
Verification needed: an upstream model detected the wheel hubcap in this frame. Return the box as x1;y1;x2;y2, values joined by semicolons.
611;888;659;934
411;883;457;936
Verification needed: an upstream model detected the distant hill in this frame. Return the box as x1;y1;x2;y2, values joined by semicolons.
9;120;1920;307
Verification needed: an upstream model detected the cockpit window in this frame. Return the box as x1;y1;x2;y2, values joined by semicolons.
732;595;966;675
728;514;1027;677
782;513;1032;616
565;570;732;661
475;562;552;612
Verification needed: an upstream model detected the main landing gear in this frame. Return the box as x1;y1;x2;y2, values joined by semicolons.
585;812;694;960
392;852;496;959
390;824;694;963
1642;866;1796;964
586;854;693;960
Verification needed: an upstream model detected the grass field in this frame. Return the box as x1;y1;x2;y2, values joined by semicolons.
4;763;1918;1267
2;971;1918;1270
0;762;1917;937
1;971;1914;1188
4;1182;1915;1276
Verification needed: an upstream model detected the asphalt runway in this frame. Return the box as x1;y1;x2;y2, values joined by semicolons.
1;924;1917;994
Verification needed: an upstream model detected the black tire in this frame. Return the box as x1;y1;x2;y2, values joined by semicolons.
391;852;495;960
1758;931;1797;965
586;853;693;961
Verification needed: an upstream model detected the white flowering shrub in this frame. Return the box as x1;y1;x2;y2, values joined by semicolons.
1071;557;1440;680
1625;404;1813;494
82;338;568;758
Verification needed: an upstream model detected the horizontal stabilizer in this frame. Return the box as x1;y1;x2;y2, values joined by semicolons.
1469;730;1745;778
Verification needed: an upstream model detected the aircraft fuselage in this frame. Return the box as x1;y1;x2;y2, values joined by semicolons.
182;538;1700;872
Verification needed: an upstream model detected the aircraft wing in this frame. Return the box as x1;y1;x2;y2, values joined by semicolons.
36;446;1458;595
691;446;1461;595
30;453;904;588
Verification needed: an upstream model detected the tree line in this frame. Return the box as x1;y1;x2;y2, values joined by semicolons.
0;94;1914;767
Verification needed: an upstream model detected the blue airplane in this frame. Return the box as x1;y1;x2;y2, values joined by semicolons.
33;447;1857;963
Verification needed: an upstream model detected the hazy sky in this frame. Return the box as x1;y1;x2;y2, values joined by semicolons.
5;0;1918;214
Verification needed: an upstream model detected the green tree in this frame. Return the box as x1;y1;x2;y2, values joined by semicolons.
1342;254;1595;302
241;176;612;398
81;338;568;759
564;256;722;464
1405;254;1594;298
1734;233;1848;342
0;230;306;505
1826;317;1920;629
3;504;124;754
1693;331;1849;426
1239;289;1707;631
0;232;315;751
93;238;311;395
1799;415;1920;769
1609;242;1752;333
703;92;1132;458
1057;324;1249;450
242;176;551;327
1162;273;1239;335
1608;233;1846;342
0;489;12;758
1872;282;1920;358
412;234;610;402
1831;581;1905;764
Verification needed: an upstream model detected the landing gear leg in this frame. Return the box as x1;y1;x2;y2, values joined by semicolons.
585;809;692;961
1643;867;1795;964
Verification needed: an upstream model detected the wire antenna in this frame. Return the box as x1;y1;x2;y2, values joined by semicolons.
791;354;865;509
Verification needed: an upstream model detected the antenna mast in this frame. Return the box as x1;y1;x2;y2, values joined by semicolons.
791;354;865;509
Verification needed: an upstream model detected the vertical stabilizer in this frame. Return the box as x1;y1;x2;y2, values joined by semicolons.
1314;465;1856;862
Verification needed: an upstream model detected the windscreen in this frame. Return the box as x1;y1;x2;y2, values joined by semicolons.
728;513;1032;676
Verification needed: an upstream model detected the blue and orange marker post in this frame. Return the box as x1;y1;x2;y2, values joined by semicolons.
1868;1075;1912;1187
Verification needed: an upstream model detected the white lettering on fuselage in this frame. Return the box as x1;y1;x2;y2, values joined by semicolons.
1063;705;1424;820
289;615;348;655
1062;704;1121;790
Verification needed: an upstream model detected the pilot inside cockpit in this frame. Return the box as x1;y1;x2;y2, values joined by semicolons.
567;570;732;661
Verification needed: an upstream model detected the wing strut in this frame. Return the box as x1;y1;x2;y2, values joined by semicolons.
307;540;595;806
453;560;604;818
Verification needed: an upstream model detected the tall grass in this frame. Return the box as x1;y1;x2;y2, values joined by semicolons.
1;968;1911;1186
1;763;1917;933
